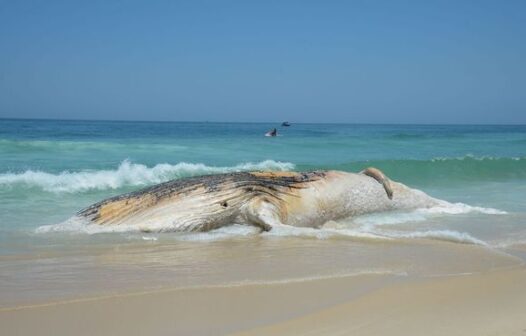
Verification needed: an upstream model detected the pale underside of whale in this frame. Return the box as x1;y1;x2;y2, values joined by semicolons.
76;169;440;232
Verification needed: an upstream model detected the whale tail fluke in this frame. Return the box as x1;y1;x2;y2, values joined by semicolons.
360;167;394;200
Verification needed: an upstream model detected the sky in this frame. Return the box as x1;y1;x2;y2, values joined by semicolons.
0;0;525;123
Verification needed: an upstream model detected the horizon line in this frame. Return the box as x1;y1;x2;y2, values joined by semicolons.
1;117;525;126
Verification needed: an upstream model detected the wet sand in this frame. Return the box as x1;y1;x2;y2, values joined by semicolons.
238;267;526;336
2;267;526;336
2;235;520;308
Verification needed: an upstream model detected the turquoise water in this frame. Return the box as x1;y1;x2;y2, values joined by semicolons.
1;119;525;238
1;119;526;306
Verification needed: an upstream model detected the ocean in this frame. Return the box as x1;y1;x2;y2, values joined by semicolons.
1;119;525;307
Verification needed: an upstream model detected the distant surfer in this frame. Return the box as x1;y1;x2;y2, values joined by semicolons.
265;128;277;137
281;121;291;127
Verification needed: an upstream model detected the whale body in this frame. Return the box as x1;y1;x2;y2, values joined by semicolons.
76;168;440;232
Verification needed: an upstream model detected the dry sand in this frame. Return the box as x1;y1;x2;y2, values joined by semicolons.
2;267;525;336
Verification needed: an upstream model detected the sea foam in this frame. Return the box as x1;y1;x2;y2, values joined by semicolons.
0;160;295;193
37;206;501;246
351;200;506;228
384;230;488;245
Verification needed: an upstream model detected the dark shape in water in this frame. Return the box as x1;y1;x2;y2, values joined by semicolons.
265;128;278;137
281;122;291;127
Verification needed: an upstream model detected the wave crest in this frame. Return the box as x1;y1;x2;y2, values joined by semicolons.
0;160;295;193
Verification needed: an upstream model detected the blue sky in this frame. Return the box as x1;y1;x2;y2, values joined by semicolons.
0;0;525;123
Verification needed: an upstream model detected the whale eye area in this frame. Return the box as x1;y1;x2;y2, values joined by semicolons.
220;201;228;208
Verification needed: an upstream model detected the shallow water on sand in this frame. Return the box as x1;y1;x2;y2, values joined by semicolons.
0;234;521;307
0;120;525;306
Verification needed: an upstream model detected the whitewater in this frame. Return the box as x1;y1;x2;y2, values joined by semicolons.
0;159;294;193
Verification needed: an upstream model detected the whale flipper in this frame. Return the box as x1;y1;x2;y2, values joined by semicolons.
360;167;394;200
243;197;284;232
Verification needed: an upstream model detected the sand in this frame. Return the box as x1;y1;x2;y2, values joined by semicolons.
2;266;526;336
238;267;526;336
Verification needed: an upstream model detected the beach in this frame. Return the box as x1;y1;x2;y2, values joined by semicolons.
1;221;526;336
2;0;526;333
1;120;526;335
239;267;526;336
2;266;525;335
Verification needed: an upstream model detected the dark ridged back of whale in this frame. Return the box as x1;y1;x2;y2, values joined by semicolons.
77;171;326;222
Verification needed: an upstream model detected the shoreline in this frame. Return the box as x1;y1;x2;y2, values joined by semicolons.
2;266;525;335
2;235;521;309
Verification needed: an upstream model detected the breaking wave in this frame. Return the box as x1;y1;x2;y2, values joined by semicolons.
3;155;525;194
0;160;295;193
